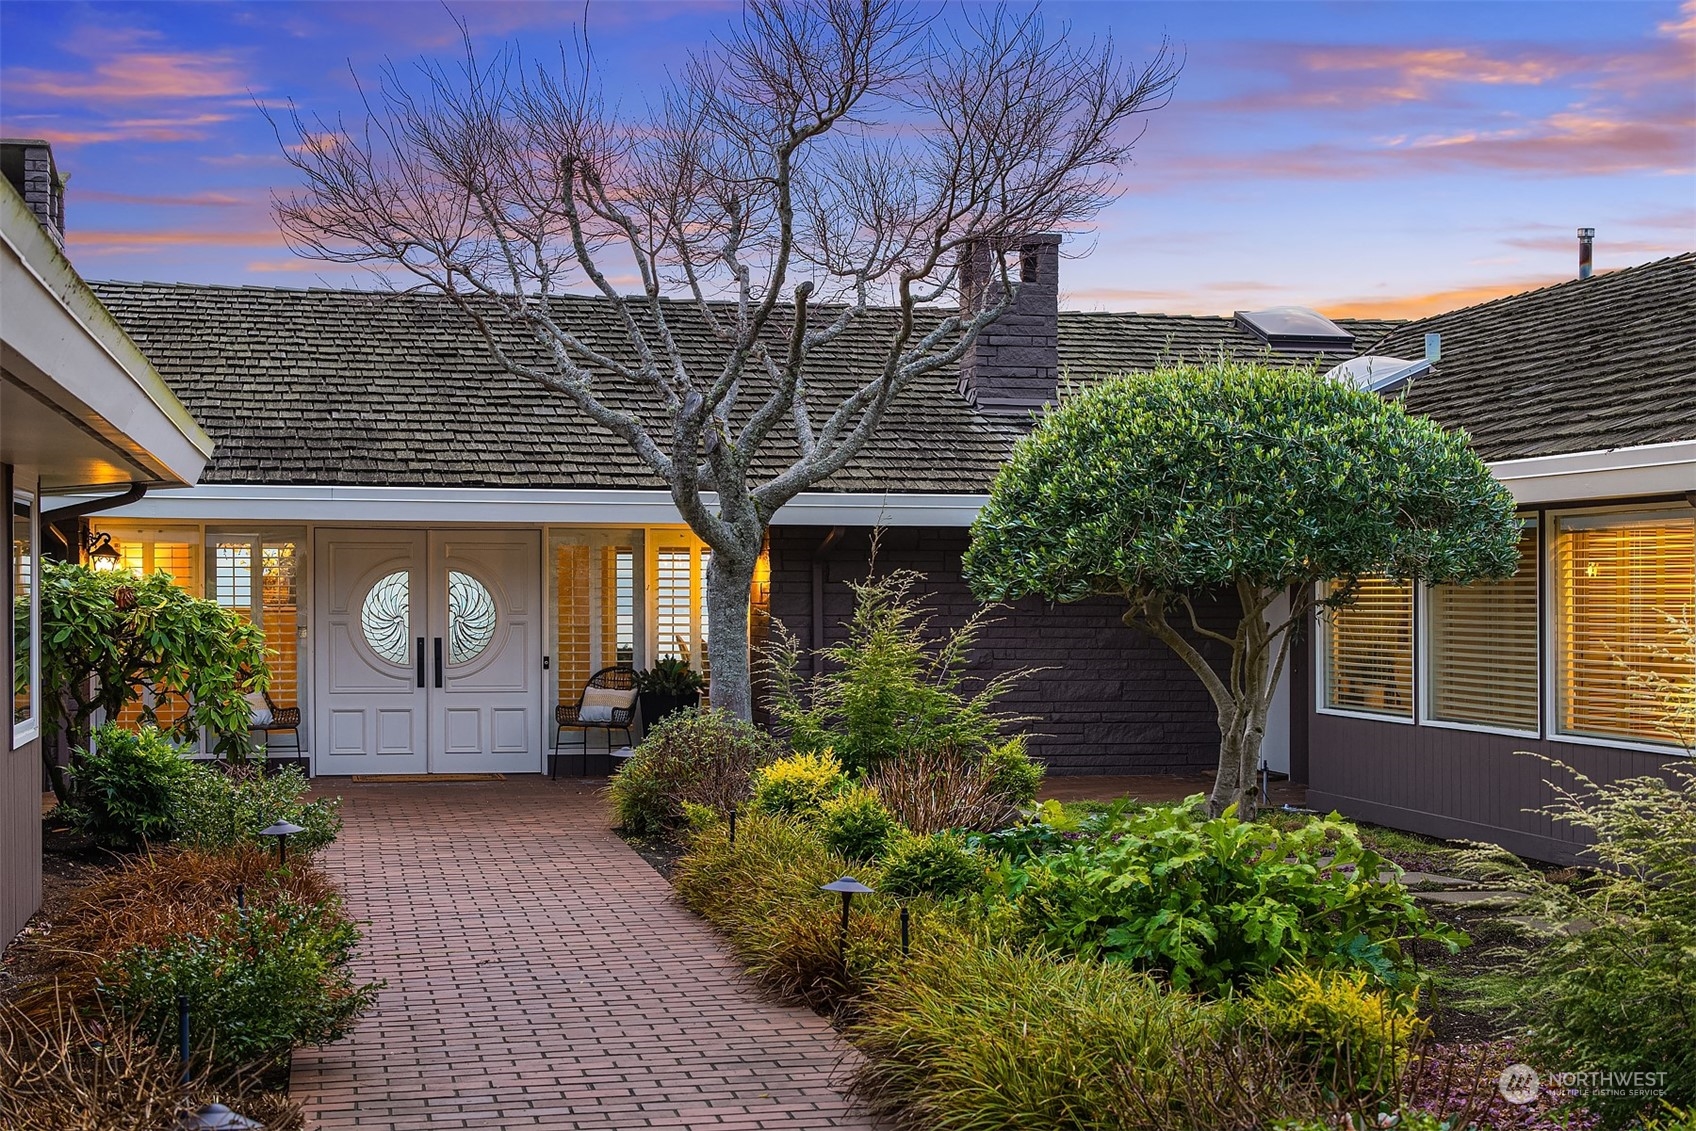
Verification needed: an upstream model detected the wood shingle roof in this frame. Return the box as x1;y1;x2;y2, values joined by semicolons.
86;283;1385;492
1385;253;1696;460
90;255;1690;494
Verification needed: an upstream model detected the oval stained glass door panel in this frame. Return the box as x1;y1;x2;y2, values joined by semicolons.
447;570;497;663
360;570;411;665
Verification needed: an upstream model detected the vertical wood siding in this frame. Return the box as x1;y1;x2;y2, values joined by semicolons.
3;461;43;951
1;734;43;949
1306;645;1685;864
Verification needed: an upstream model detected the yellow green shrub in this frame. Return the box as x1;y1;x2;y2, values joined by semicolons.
1246;968;1422;1091
748;751;845;820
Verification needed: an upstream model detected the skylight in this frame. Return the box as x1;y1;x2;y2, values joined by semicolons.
1323;355;1430;395
1235;306;1355;349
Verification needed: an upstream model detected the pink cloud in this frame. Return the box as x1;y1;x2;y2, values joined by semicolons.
78;188;251;208
68;228;285;255
8;46;250;103
1383;104;1694;175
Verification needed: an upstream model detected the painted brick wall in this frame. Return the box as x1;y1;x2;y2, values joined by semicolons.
766;526;1236;776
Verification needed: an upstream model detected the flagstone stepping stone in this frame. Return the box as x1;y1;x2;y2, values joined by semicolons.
1383;870;1475;887
1413;888;1526;906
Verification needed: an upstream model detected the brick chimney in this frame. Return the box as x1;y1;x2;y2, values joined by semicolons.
1;139;66;246
957;232;1061;417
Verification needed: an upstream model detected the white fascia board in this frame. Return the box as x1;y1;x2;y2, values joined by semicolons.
1488;440;1696;506
1;184;213;485
88;484;992;527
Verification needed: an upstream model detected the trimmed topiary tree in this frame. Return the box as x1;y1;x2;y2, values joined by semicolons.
963;360;1520;818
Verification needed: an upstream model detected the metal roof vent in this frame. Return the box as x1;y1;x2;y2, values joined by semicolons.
1235;306;1355;351
1323;355;1429;395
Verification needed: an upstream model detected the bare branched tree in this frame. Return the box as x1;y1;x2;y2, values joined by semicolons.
270;0;1179;719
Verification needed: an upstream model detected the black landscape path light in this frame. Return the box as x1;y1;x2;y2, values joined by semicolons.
900;904;910;957
258;820;304;865
820;875;875;962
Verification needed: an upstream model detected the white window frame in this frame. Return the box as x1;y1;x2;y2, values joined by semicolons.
1545;502;1696;756
1314;579;1417;726
646;528;710;668
1416;516;1543;740
546;527;647;718
206;528;308;736
12;488;40;748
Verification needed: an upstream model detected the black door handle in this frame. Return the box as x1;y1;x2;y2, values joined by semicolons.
434;638;444;688
416;638;425;687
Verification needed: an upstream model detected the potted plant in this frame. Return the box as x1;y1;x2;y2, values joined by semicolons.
634;657;704;726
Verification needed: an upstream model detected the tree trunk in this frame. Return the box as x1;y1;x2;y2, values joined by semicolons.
703;547;760;721
1206;706;1267;820
42;735;70;805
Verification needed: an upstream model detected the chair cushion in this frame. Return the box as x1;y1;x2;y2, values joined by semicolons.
245;691;273;728
578;685;636;723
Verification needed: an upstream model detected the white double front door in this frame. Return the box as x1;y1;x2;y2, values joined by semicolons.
313;529;542;776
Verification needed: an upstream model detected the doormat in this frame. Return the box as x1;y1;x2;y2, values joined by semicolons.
350;773;506;783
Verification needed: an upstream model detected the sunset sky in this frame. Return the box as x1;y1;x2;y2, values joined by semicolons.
2;0;1692;318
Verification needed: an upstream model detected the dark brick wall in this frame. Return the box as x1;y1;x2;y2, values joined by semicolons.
766;526;1236;776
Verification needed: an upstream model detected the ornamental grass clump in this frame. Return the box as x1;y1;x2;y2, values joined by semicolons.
6;844;343;1022
674;813;967;1012
850;942;1226;1131
1005;799;1461;993
0;998;305;1131
866;742;1029;834
609;708;780;836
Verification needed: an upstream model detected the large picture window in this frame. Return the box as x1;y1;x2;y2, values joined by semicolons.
1426;524;1540;733
1555;511;1696;747
1322;576;1414;718
12;491;38;746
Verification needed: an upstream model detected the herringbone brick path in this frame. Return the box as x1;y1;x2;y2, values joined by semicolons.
290;777;874;1129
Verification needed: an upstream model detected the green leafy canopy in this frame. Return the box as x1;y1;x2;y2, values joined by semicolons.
962;361;1521;603
39;563;270;790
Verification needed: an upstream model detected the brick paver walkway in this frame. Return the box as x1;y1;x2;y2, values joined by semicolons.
291;777;874;1130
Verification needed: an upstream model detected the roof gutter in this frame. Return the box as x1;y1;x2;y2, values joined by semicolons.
42;481;148;558
1488;440;1696;506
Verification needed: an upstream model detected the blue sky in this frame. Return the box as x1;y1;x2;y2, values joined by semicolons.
2;0;1691;317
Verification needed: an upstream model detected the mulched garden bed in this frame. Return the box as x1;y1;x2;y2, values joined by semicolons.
0;816;120;1006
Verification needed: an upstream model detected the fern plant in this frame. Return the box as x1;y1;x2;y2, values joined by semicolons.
1454;757;1696;1128
764;564;1029;774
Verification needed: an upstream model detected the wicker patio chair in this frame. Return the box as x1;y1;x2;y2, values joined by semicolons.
551;665;638;778
253;690;307;776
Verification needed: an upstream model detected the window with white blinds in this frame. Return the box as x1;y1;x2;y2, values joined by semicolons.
1323;576;1414;718
1555;512;1696;747
1427;525;1540;733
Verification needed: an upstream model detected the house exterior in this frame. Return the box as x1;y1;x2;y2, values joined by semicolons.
79;251;1388;782
19;130;1689;864
1302;253;1696;863
2;140;213;949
